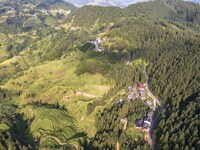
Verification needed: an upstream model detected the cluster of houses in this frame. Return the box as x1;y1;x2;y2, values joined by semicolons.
127;83;146;101
88;37;106;52
115;83;156;110
6;8;16;15
117;83;156;131
135;111;154;131
4;3;71;18
127;84;155;130
49;9;71;16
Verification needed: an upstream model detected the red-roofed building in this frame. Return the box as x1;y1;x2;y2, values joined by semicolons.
139;84;145;89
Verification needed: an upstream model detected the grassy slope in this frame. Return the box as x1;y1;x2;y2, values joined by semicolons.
1;1;179;147
2;50;112;142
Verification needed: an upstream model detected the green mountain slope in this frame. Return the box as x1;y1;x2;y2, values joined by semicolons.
0;0;199;149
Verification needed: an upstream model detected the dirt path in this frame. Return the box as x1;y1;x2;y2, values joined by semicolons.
63;91;98;101
116;142;120;150
75;92;98;98
123;119;128;130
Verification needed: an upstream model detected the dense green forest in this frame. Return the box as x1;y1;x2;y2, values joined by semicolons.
146;37;200;149
90;100;150;150
0;0;199;149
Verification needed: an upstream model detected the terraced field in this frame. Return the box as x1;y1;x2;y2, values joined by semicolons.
1;50;112;148
21;104;81;149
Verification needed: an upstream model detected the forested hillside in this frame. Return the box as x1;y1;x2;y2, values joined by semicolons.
0;0;199;149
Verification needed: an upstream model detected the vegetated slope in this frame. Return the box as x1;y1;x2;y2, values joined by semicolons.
67;0;200;30
0;0;200;149
65;5;124;28
35;0;75;9
64;0;200;149
146;34;200;149
90;100;150;149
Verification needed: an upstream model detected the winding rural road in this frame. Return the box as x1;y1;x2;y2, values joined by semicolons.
144;69;162;107
144;68;164;150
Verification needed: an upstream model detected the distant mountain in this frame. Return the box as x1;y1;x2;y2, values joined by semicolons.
64;0;200;7
35;0;75;10
64;0;153;7
185;0;200;3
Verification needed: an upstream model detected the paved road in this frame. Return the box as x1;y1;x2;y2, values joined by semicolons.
144;69;162;107
149;106;164;150
144;68;164;150
146;81;162;107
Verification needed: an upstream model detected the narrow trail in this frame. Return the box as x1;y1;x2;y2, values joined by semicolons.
75;92;98;98
116;142;120;150
144;68;164;150
63;91;98;101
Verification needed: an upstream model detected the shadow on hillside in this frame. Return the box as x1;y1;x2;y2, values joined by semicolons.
10;113;37;150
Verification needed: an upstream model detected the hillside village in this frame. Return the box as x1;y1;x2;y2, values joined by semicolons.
88;37;107;52
0;0;72;30
88;36;158;134
0;2;71;16
117;82;158;134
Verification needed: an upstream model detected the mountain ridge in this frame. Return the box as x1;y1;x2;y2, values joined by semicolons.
63;0;200;7
64;0;153;7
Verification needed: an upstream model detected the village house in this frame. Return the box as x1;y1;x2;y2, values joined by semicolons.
135;111;154;131
7;8;16;14
127;92;136;101
140;92;146;100
127;84;140;101
146;100;153;109
23;8;30;12
120;118;127;124
128;86;132;93
38;9;48;15
88;37;104;52
138;84;146;99
143;117;151;129
138;84;145;90
135;118;144;128
32;14;37;18
133;84;138;91
115;99;125;104
96;37;103;43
